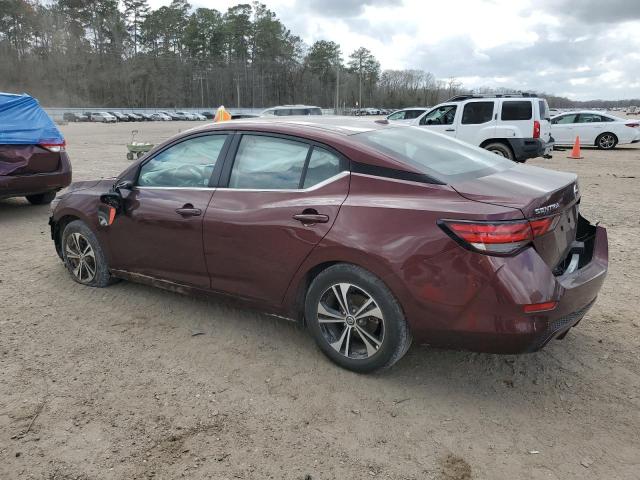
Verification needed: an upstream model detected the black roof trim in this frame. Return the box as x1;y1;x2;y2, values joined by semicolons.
351;161;445;185
446;92;539;102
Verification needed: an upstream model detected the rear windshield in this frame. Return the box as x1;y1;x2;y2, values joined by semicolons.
354;126;514;182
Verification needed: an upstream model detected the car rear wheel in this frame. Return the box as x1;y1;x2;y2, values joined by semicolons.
61;220;114;287
596;133;617;150
483;142;515;160
305;264;412;373
25;191;56;205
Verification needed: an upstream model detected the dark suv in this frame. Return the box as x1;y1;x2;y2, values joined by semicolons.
1;93;71;204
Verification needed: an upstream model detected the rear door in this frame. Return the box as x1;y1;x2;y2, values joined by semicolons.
498;100;534;139
574;113;605;144
550;113;579;144
456;100;496;145
203;133;349;303
107;133;231;288
417;104;458;137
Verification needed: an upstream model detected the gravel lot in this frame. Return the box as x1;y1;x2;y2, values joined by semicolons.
1;121;639;479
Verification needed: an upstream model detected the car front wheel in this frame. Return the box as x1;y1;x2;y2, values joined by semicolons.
61;220;114;287
305;264;412;373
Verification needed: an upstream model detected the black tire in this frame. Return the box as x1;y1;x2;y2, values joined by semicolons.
25;191;56;205
305;263;412;373
483;142;515;160
596;132;617;150
126;152;134;160
61;220;115;287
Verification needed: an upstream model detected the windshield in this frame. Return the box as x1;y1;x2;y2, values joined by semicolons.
353;126;514;182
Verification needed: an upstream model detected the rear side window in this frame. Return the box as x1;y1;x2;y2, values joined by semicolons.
387;111;406;120
229;135;309;189
578;113;611;123
461;102;494;124
303;148;341;188
538;100;548;120
355;126;513;182
501;101;532;121
404;109;425;119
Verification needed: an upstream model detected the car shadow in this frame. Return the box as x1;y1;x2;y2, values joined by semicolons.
0;197;52;221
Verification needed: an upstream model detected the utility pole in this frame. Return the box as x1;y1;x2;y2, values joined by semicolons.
335;56;340;114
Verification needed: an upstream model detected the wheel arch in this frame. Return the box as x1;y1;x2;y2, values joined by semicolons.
595;131;618;147
52;214;82;259
283;247;408;327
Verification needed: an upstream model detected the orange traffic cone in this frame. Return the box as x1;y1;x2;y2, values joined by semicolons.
214;105;231;123
568;136;583;159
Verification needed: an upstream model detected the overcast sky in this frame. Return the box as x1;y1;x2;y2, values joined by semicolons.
148;0;640;100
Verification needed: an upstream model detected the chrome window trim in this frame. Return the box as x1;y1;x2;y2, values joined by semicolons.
218;170;349;193
134;171;349;193
136;186;215;191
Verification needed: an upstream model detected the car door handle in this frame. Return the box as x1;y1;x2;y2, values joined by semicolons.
293;212;330;225
445;128;455;132
175;204;202;217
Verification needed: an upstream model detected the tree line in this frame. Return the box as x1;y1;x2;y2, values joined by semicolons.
1;0;637;110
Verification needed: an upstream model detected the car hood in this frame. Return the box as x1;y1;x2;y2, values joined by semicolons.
66;178;115;194
450;164;578;218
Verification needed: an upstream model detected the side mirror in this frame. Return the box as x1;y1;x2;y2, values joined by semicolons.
426;119;434;125
115;179;133;192
100;191;123;212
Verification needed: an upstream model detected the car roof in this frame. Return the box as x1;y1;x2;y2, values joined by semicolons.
150;117;424;174
552;110;615;117
188;116;391;137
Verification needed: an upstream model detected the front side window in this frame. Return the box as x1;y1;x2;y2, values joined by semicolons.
303;148;342;188
229;135;310;189
420;105;457;125
501;101;532;121
461;102;494;124
552;114;578;125
138;135;228;187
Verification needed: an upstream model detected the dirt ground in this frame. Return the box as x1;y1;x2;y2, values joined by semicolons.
1;121;639;480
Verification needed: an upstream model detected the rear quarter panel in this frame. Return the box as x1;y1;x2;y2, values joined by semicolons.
283;173;527;335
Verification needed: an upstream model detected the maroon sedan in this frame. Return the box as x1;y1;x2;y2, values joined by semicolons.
49;119;608;372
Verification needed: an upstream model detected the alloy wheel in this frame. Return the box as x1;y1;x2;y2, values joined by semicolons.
599;134;615;149
65;232;97;283
317;283;385;359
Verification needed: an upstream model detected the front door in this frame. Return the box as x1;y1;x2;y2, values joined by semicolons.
107;133;230;288
551;113;578;144
574;113;605;144
203;133;349;303
418;105;458;137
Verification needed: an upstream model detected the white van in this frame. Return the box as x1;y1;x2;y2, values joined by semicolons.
406;94;553;162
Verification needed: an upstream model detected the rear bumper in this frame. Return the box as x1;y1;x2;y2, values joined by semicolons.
0;152;72;199
508;137;554;162
407;225;608;353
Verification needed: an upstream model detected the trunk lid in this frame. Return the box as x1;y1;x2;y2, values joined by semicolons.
451;164;580;268
0;145;60;176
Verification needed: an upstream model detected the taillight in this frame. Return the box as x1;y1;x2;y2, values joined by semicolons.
625;122;639;128
533;120;541;139
439;216;556;255
40;141;66;153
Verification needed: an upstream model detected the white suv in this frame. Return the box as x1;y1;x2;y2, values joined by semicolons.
406;94;553;162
